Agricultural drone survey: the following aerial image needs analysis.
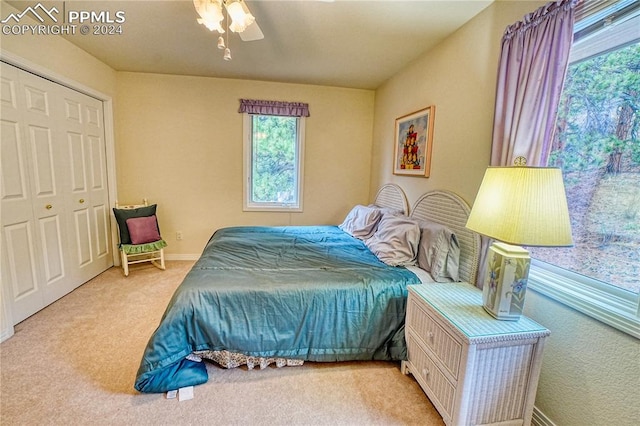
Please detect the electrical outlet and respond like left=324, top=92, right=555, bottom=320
left=176, top=231, right=183, bottom=241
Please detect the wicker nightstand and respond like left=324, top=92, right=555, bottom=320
left=401, top=283, right=550, bottom=426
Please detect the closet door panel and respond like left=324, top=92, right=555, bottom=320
left=67, top=131, right=87, bottom=192
left=38, top=215, right=65, bottom=284
left=85, top=100, right=110, bottom=268
left=1, top=63, right=45, bottom=323
left=64, top=97, right=82, bottom=124
left=1, top=120, right=27, bottom=201
left=72, top=208, right=93, bottom=267
left=1, top=66, right=30, bottom=219
left=88, top=134, right=106, bottom=191
left=28, top=121, right=68, bottom=291
left=23, top=82, right=49, bottom=115
left=3, top=222, right=42, bottom=322
left=88, top=133, right=110, bottom=262
left=65, top=127, right=95, bottom=275
left=1, top=72, right=28, bottom=203
left=29, top=125, right=57, bottom=196
left=62, top=88, right=110, bottom=282
left=93, top=203, right=110, bottom=259
left=19, top=70, right=77, bottom=304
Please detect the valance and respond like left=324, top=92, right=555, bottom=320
left=238, top=99, right=310, bottom=117
left=503, top=0, right=580, bottom=41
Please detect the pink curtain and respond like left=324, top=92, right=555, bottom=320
left=491, top=0, right=578, bottom=168
left=476, top=0, right=578, bottom=287
left=239, top=99, right=310, bottom=117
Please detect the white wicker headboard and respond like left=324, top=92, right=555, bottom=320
left=410, top=190, right=481, bottom=284
left=373, top=184, right=409, bottom=215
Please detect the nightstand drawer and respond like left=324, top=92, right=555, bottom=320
left=407, top=291, right=462, bottom=380
left=407, top=335, right=456, bottom=420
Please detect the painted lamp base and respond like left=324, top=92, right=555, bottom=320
left=482, top=242, right=531, bottom=321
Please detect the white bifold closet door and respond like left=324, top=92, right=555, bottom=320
left=1, top=62, right=112, bottom=325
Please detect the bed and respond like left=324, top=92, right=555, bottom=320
left=134, top=185, right=480, bottom=393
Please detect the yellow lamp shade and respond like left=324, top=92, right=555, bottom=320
left=466, top=167, right=573, bottom=247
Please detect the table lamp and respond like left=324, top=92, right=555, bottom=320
left=466, top=166, right=573, bottom=320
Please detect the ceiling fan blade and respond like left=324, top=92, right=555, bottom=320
left=239, top=21, right=264, bottom=41
left=237, top=1, right=264, bottom=41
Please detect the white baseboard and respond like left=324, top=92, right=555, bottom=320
left=1, top=327, right=15, bottom=343
left=532, top=406, right=557, bottom=426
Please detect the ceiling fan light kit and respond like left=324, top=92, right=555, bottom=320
left=194, top=0, right=225, bottom=33
left=226, top=0, right=255, bottom=33
left=193, top=0, right=262, bottom=61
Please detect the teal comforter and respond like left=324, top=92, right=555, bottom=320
left=134, top=226, right=420, bottom=393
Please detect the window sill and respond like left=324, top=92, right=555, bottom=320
left=243, top=205, right=303, bottom=213
left=528, top=260, right=640, bottom=339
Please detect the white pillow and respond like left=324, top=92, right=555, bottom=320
left=417, top=220, right=460, bottom=282
left=365, top=215, right=421, bottom=266
left=338, top=205, right=382, bottom=240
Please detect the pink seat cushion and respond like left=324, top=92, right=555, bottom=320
left=126, top=215, right=161, bottom=244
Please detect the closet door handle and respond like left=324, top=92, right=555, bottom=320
left=79, top=199, right=85, bottom=204
left=45, top=204, right=53, bottom=210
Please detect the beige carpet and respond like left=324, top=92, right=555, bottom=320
left=0, top=261, right=445, bottom=425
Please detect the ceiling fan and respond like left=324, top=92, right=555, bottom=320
left=193, top=0, right=335, bottom=60
left=193, top=0, right=264, bottom=60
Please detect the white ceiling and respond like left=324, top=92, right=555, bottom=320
left=6, top=0, right=494, bottom=89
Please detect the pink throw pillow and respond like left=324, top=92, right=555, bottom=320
left=126, top=215, right=161, bottom=244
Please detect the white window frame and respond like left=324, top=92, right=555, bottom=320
left=528, top=2, right=640, bottom=339
left=242, top=113, right=305, bottom=212
left=528, top=261, right=640, bottom=339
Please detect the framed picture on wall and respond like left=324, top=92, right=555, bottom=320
left=393, top=106, right=435, bottom=177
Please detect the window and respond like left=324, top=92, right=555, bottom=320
left=528, top=0, right=640, bottom=338
left=243, top=113, right=305, bottom=211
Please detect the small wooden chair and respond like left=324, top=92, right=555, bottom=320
left=113, top=199, right=167, bottom=276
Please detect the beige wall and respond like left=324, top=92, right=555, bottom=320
left=116, top=72, right=374, bottom=256
left=524, top=292, right=640, bottom=425
left=371, top=1, right=547, bottom=208
left=371, top=1, right=639, bottom=425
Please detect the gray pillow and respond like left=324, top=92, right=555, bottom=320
left=338, top=205, right=383, bottom=240
left=365, top=215, right=420, bottom=266
left=113, top=204, right=158, bottom=245
left=367, top=204, right=404, bottom=217
left=417, top=220, right=460, bottom=282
